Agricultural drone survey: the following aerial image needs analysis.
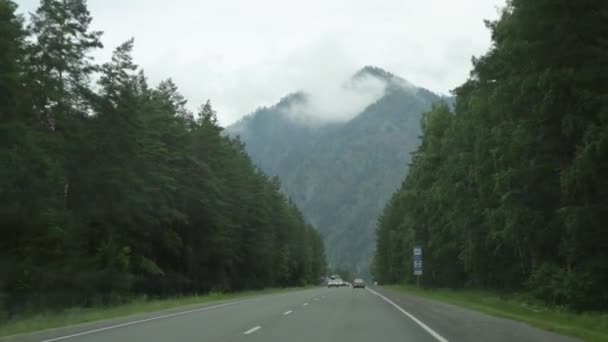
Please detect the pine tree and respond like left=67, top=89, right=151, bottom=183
left=27, top=0, right=102, bottom=125
left=1, top=0, right=326, bottom=315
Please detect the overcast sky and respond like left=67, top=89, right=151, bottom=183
left=16, top=0, right=506, bottom=126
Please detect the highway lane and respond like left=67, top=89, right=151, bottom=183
left=11, top=287, right=440, bottom=342
left=244, top=287, right=438, bottom=342
left=40, top=288, right=332, bottom=342
left=4, top=286, right=578, bottom=342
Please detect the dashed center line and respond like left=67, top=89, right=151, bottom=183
left=243, top=326, right=262, bottom=335
left=303, top=302, right=309, bottom=306
left=283, top=310, right=293, bottom=315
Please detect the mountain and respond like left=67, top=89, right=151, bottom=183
left=226, top=66, right=448, bottom=275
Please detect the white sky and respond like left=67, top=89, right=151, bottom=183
left=16, top=0, right=506, bottom=126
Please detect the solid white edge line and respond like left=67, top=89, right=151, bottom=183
left=366, top=288, right=448, bottom=342
left=283, top=310, right=293, bottom=315
left=41, top=299, right=252, bottom=342
left=243, top=326, right=262, bottom=335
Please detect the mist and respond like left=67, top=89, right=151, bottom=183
left=261, top=38, right=390, bottom=126
left=280, top=73, right=388, bottom=126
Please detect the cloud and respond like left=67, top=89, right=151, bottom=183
left=281, top=71, right=388, bottom=125
left=275, top=38, right=387, bottom=124
left=15, top=0, right=507, bottom=126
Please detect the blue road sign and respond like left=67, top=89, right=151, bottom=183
left=413, top=246, right=423, bottom=275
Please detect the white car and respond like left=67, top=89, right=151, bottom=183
left=328, top=279, right=346, bottom=287
left=328, top=279, right=340, bottom=288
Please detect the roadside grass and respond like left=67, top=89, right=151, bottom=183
left=0, top=287, right=304, bottom=338
left=388, top=285, right=608, bottom=342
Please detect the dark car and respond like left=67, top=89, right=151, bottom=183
left=353, top=278, right=365, bottom=288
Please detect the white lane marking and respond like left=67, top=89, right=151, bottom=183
left=366, top=288, right=448, bottom=342
left=41, top=299, right=252, bottom=342
left=303, top=302, right=309, bottom=306
left=243, top=326, right=262, bottom=335
left=313, top=298, right=319, bottom=301
left=283, top=310, right=293, bottom=315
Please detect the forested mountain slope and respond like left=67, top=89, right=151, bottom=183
left=227, top=67, right=447, bottom=274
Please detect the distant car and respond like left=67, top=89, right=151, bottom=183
left=353, top=278, right=365, bottom=288
left=328, top=279, right=340, bottom=288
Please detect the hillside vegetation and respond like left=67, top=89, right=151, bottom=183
left=0, top=0, right=325, bottom=318
left=373, top=0, right=608, bottom=311
left=228, top=68, right=446, bottom=274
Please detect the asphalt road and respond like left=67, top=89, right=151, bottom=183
left=4, top=287, right=579, bottom=342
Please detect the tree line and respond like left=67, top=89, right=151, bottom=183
left=372, top=0, right=608, bottom=311
left=0, top=0, right=326, bottom=317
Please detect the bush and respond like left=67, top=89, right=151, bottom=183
left=527, top=262, right=605, bottom=311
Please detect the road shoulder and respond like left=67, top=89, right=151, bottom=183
left=371, top=286, right=580, bottom=342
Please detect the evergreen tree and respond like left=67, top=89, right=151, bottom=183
left=373, top=0, right=608, bottom=311
left=1, top=0, right=326, bottom=316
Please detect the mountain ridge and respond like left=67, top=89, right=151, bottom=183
left=226, top=66, right=448, bottom=274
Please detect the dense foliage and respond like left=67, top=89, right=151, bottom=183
left=228, top=68, right=445, bottom=275
left=0, top=0, right=325, bottom=317
left=372, top=0, right=608, bottom=311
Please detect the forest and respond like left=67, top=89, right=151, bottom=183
left=372, top=0, right=608, bottom=311
left=0, top=0, right=326, bottom=318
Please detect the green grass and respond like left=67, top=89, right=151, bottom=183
left=388, top=285, right=608, bottom=342
left=0, top=287, right=304, bottom=338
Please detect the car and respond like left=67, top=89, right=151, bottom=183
left=353, top=278, right=365, bottom=288
left=328, top=279, right=340, bottom=288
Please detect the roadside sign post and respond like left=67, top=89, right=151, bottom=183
left=413, top=246, right=422, bottom=287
